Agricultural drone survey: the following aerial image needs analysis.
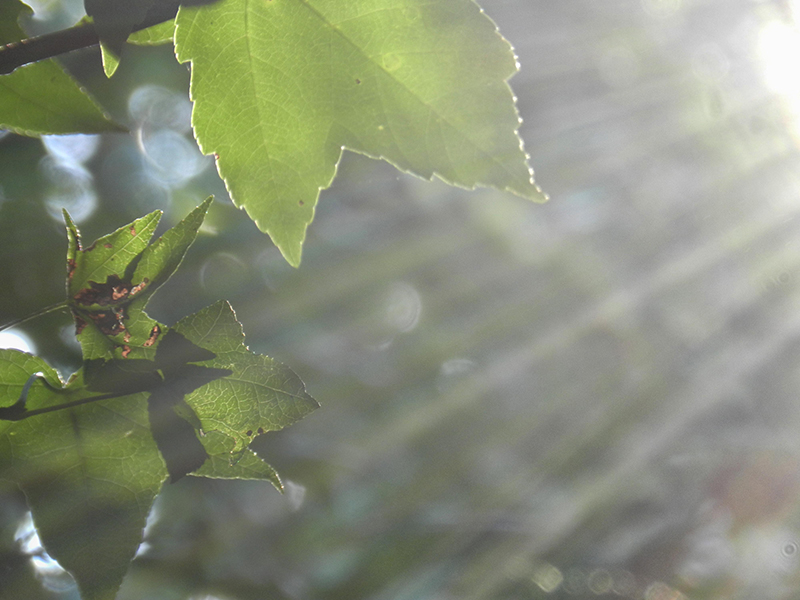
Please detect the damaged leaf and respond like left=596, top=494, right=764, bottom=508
left=0, top=200, right=318, bottom=600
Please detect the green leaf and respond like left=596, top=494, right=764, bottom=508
left=100, top=41, right=121, bottom=77
left=127, top=19, right=175, bottom=45
left=66, top=199, right=214, bottom=362
left=174, top=300, right=319, bottom=454
left=174, top=0, right=545, bottom=266
left=193, top=429, right=282, bottom=488
left=0, top=309, right=315, bottom=599
left=0, top=351, right=163, bottom=600
left=0, top=0, right=123, bottom=135
left=66, top=210, right=161, bottom=359
left=131, top=197, right=213, bottom=305
left=68, top=211, right=161, bottom=300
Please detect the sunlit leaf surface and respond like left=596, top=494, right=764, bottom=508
left=174, top=0, right=545, bottom=265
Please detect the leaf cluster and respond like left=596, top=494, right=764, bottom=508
left=0, top=202, right=318, bottom=600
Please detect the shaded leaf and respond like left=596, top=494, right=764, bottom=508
left=174, top=0, right=545, bottom=266
left=67, top=199, right=212, bottom=360
left=174, top=300, right=319, bottom=454
left=0, top=352, right=163, bottom=600
left=85, top=0, right=155, bottom=61
left=0, top=0, right=123, bottom=135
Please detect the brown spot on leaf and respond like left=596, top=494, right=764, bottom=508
left=257, top=427, right=264, bottom=435
left=246, top=430, right=253, bottom=436
left=130, top=278, right=149, bottom=296
left=85, top=307, right=127, bottom=336
left=130, top=225, right=136, bottom=235
left=74, top=274, right=131, bottom=307
left=355, top=78, right=361, bottom=84
left=73, top=313, right=87, bottom=335
left=111, top=285, right=129, bottom=301
left=67, top=258, right=77, bottom=279
left=121, top=345, right=131, bottom=358
left=123, top=330, right=131, bottom=343
left=143, top=325, right=161, bottom=347
left=104, top=243, right=112, bottom=249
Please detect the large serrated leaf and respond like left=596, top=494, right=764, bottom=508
left=174, top=0, right=545, bottom=266
left=0, top=0, right=123, bottom=135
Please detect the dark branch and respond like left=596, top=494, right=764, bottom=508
left=0, top=1, right=182, bottom=75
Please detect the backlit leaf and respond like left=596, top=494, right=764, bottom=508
left=174, top=0, right=545, bottom=266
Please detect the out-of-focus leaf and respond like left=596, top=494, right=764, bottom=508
left=0, top=0, right=123, bottom=134
left=0, top=352, right=163, bottom=600
left=84, top=0, right=155, bottom=63
left=174, top=0, right=545, bottom=266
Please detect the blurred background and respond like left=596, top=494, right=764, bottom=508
left=3, top=0, right=800, bottom=598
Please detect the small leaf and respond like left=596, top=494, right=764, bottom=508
left=130, top=197, right=212, bottom=305
left=128, top=19, right=175, bottom=45
left=68, top=210, right=161, bottom=300
left=66, top=210, right=161, bottom=359
left=1, top=204, right=316, bottom=600
left=193, top=430, right=282, bottom=489
left=100, top=41, right=121, bottom=77
left=174, top=300, right=319, bottom=454
left=175, top=0, right=545, bottom=266
left=0, top=0, right=123, bottom=135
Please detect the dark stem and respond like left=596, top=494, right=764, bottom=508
left=0, top=372, right=137, bottom=421
left=7, top=391, right=127, bottom=420
left=0, top=1, right=181, bottom=75
left=0, top=301, right=69, bottom=333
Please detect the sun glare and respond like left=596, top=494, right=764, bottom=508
left=759, top=15, right=800, bottom=138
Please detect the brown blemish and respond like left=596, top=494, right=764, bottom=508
left=104, top=243, right=112, bottom=249
left=74, top=274, right=131, bottom=307
left=142, top=325, right=161, bottom=347
left=85, top=307, right=127, bottom=336
left=121, top=345, right=131, bottom=358
left=67, top=258, right=77, bottom=279
left=73, top=313, right=87, bottom=335
left=130, top=278, right=149, bottom=296
left=130, top=225, right=136, bottom=235
left=123, top=330, right=131, bottom=343
left=111, top=284, right=129, bottom=301
left=257, top=427, right=264, bottom=435
left=246, top=430, right=253, bottom=436
left=298, top=200, right=304, bottom=206
left=355, top=78, right=361, bottom=84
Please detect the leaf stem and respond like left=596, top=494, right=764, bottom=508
left=0, top=301, right=69, bottom=333
left=6, top=391, right=125, bottom=421
left=0, top=1, right=181, bottom=75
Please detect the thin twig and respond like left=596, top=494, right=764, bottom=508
left=0, top=1, right=181, bottom=75
left=0, top=301, right=69, bottom=333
